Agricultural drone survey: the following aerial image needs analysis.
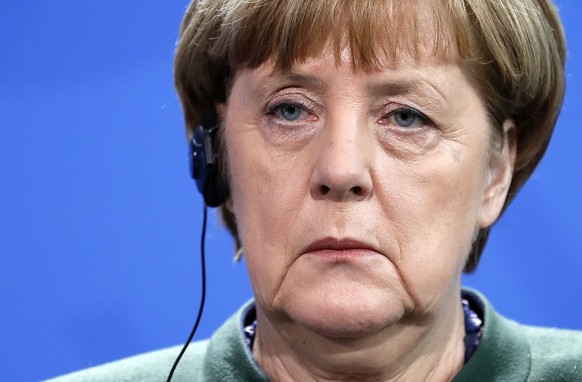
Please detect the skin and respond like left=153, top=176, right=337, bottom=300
left=220, top=44, right=516, bottom=381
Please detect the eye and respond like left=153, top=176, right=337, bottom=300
left=388, top=108, right=430, bottom=129
left=267, top=103, right=309, bottom=122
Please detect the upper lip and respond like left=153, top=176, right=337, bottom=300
left=302, top=237, right=377, bottom=254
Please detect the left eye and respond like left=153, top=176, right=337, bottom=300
left=390, top=109, right=429, bottom=128
left=268, top=103, right=308, bottom=122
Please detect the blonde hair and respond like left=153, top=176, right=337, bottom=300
left=174, top=0, right=566, bottom=272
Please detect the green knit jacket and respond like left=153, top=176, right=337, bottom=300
left=45, top=289, right=582, bottom=381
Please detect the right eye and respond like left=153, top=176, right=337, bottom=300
left=267, top=103, right=310, bottom=122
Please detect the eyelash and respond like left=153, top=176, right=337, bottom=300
left=266, top=102, right=313, bottom=122
left=265, top=100, right=434, bottom=131
left=380, top=107, right=433, bottom=130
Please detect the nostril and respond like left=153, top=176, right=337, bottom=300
left=320, top=185, right=330, bottom=195
left=351, top=186, right=362, bottom=195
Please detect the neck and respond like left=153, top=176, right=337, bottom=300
left=253, top=290, right=465, bottom=382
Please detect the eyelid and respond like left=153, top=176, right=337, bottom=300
left=393, top=107, right=430, bottom=123
left=265, top=101, right=308, bottom=115
left=379, top=104, right=434, bottom=127
left=264, top=88, right=321, bottom=114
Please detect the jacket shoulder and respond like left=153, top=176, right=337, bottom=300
left=43, top=340, right=209, bottom=382
left=522, top=325, right=582, bottom=380
left=455, top=288, right=582, bottom=382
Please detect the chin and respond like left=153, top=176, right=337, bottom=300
left=283, top=287, right=407, bottom=339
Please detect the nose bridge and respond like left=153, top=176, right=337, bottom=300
left=324, top=114, right=364, bottom=169
left=311, top=110, right=373, bottom=201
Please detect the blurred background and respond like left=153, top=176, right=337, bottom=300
left=1, top=1, right=580, bottom=381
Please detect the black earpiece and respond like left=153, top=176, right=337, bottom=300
left=189, top=112, right=229, bottom=207
left=169, top=113, right=227, bottom=381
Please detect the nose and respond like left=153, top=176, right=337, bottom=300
left=310, top=116, right=373, bottom=202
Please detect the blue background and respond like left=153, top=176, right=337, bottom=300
left=1, top=1, right=580, bottom=381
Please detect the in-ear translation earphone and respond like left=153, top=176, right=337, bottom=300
left=168, top=112, right=226, bottom=382
left=189, top=112, right=229, bottom=207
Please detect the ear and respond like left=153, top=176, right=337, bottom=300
left=477, top=119, right=517, bottom=228
left=216, top=102, right=227, bottom=119
left=224, top=197, right=235, bottom=213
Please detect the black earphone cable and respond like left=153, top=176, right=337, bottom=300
left=166, top=203, right=208, bottom=382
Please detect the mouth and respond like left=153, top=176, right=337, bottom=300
left=301, top=237, right=379, bottom=262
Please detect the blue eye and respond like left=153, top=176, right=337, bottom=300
left=392, top=109, right=429, bottom=128
left=279, top=104, right=302, bottom=121
left=267, top=103, right=308, bottom=122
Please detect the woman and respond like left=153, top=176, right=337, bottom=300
left=47, top=0, right=582, bottom=381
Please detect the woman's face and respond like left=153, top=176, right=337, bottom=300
left=222, top=46, right=513, bottom=338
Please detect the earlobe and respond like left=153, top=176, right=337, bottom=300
left=477, top=119, right=517, bottom=228
left=215, top=103, right=227, bottom=119
left=224, top=198, right=235, bottom=213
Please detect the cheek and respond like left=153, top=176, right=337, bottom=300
left=230, top=149, right=306, bottom=239
left=377, top=145, right=487, bottom=299
left=226, top=131, right=312, bottom=302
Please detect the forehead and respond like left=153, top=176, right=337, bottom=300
left=224, top=0, right=460, bottom=72
left=236, top=47, right=459, bottom=117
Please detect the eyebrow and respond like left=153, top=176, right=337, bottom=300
left=264, top=71, right=331, bottom=93
left=255, top=69, right=447, bottom=106
left=366, top=79, right=447, bottom=104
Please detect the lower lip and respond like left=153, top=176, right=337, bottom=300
left=305, top=249, right=377, bottom=262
